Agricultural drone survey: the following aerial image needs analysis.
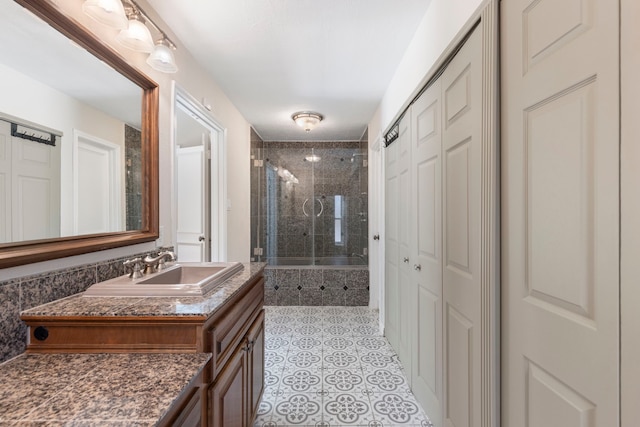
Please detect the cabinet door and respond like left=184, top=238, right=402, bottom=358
left=211, top=343, right=247, bottom=427
left=247, top=310, right=265, bottom=426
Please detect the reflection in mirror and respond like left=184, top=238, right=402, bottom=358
left=0, top=0, right=159, bottom=268
left=0, top=0, right=143, bottom=244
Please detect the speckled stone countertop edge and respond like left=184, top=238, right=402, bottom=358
left=0, top=352, right=212, bottom=425
left=20, top=262, right=266, bottom=319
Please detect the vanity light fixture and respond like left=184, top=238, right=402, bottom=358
left=83, top=0, right=179, bottom=73
left=116, top=10, right=154, bottom=52
left=82, top=0, right=128, bottom=29
left=292, top=111, right=323, bottom=132
left=146, top=37, right=178, bottom=73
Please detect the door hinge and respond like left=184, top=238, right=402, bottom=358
left=254, top=159, right=264, bottom=167
left=253, top=247, right=263, bottom=256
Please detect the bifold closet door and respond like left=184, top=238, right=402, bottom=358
left=384, top=113, right=412, bottom=377
left=441, top=26, right=483, bottom=427
left=502, top=0, right=620, bottom=425
left=410, top=79, right=443, bottom=426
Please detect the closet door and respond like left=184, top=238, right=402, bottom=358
left=502, top=0, right=620, bottom=425
left=384, top=121, right=400, bottom=352
left=410, top=80, right=443, bottom=426
left=441, top=26, right=483, bottom=427
left=384, top=114, right=412, bottom=374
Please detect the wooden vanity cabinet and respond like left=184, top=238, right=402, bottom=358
left=158, top=369, right=206, bottom=427
left=21, top=272, right=265, bottom=427
left=210, top=309, right=265, bottom=427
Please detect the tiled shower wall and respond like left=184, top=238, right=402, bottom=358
left=250, top=130, right=370, bottom=263
left=0, top=247, right=173, bottom=364
left=264, top=266, right=369, bottom=306
left=125, top=124, right=142, bottom=231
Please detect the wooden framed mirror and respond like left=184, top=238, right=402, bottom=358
left=0, top=0, right=159, bottom=268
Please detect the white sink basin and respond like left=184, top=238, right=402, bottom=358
left=83, top=262, right=244, bottom=297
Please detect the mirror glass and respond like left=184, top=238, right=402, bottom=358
left=0, top=0, right=144, bottom=244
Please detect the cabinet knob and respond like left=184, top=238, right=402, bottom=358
left=373, top=234, right=380, bottom=241
left=414, top=264, right=422, bottom=271
left=403, top=257, right=409, bottom=263
left=34, top=326, right=49, bottom=341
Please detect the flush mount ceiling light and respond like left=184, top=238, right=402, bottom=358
left=82, top=0, right=128, bottom=29
left=292, top=111, right=323, bottom=132
left=147, top=38, right=178, bottom=73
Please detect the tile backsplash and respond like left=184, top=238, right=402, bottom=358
left=0, top=248, right=173, bottom=364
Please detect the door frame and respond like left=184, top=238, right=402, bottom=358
left=621, top=0, right=638, bottom=422
left=172, top=82, right=227, bottom=261
left=368, top=130, right=385, bottom=320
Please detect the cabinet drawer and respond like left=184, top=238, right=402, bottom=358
left=209, top=278, right=263, bottom=373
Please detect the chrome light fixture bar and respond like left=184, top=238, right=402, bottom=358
left=82, top=0, right=178, bottom=73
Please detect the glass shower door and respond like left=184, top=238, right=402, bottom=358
left=264, top=145, right=317, bottom=264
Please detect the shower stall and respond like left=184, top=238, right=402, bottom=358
left=250, top=134, right=369, bottom=306
left=252, top=140, right=368, bottom=265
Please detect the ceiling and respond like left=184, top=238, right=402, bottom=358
left=146, top=0, right=433, bottom=141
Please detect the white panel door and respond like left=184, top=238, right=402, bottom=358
left=384, top=119, right=400, bottom=353
left=396, top=114, right=413, bottom=378
left=12, top=128, right=60, bottom=241
left=441, top=26, right=482, bottom=427
left=0, top=121, right=11, bottom=242
left=410, top=79, right=443, bottom=426
left=176, top=145, right=208, bottom=262
left=74, top=132, right=121, bottom=235
left=384, top=114, right=410, bottom=364
left=502, top=0, right=620, bottom=425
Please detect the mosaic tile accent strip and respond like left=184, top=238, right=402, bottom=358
left=265, top=267, right=369, bottom=307
left=255, top=306, right=433, bottom=427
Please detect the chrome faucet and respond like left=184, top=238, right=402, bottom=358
left=142, top=250, right=176, bottom=274
left=123, top=257, right=144, bottom=279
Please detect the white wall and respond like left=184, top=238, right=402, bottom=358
left=2, top=0, right=251, bottom=279
left=369, top=0, right=484, bottom=136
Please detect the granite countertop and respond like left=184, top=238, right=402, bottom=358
left=0, top=352, right=211, bottom=426
left=21, top=262, right=266, bottom=319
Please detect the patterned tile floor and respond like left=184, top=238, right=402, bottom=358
left=255, top=306, right=433, bottom=427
